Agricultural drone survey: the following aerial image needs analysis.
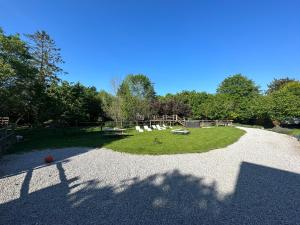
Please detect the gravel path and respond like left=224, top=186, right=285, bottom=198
left=0, top=127, right=300, bottom=225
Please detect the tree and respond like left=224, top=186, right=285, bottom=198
left=118, top=74, right=156, bottom=121
left=1, top=27, right=105, bottom=127
left=26, top=30, right=65, bottom=87
left=269, top=81, right=300, bottom=124
left=100, top=78, right=125, bottom=127
left=217, top=74, right=260, bottom=123
left=173, top=91, right=210, bottom=119
left=267, top=77, right=295, bottom=94
left=201, top=94, right=236, bottom=120
left=217, top=74, right=260, bottom=98
left=154, top=95, right=191, bottom=117
left=25, top=30, right=66, bottom=124
left=246, top=95, right=273, bottom=127
left=0, top=28, right=37, bottom=124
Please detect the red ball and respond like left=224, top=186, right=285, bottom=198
left=44, top=155, right=54, bottom=163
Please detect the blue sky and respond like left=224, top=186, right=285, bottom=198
left=1, top=0, right=300, bottom=95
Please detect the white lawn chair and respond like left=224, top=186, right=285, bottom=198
left=162, top=124, right=171, bottom=129
left=135, top=126, right=144, bottom=132
left=144, top=125, right=152, bottom=131
left=154, top=125, right=163, bottom=130
left=157, top=125, right=166, bottom=130
left=152, top=125, right=158, bottom=130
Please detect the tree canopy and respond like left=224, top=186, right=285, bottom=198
left=267, top=77, right=295, bottom=94
left=217, top=74, right=260, bottom=98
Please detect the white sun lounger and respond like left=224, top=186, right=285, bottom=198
left=163, top=124, right=172, bottom=129
left=144, top=125, right=152, bottom=131
left=152, top=125, right=158, bottom=130
left=135, top=126, right=144, bottom=132
left=157, top=125, right=166, bottom=130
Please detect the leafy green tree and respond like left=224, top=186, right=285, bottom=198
left=173, top=91, right=210, bottom=119
left=118, top=74, right=156, bottom=121
left=99, top=78, right=125, bottom=126
left=154, top=95, right=191, bottom=117
left=45, top=82, right=103, bottom=125
left=1, top=28, right=104, bottom=126
left=267, top=77, right=295, bottom=94
left=246, top=95, right=273, bottom=127
left=217, top=74, right=260, bottom=97
left=217, top=74, right=260, bottom=122
left=201, top=94, right=236, bottom=120
left=0, top=28, right=37, bottom=124
left=269, top=81, right=300, bottom=124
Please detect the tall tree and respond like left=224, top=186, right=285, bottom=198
left=25, top=30, right=66, bottom=124
left=118, top=74, right=156, bottom=121
left=217, top=74, right=260, bottom=122
left=0, top=28, right=37, bottom=123
left=26, top=30, right=65, bottom=86
left=101, top=78, right=125, bottom=127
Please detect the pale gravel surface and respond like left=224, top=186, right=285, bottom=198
left=0, top=127, right=300, bottom=225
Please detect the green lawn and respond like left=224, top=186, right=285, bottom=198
left=10, top=126, right=245, bottom=155
left=289, top=129, right=300, bottom=136
left=106, top=127, right=245, bottom=154
left=268, top=127, right=300, bottom=137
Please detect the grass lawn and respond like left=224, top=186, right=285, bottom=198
left=9, top=126, right=245, bottom=155
left=289, top=129, right=300, bottom=136
left=268, top=127, right=300, bottom=137
left=105, top=127, right=245, bottom=154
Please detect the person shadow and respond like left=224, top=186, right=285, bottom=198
left=0, top=161, right=300, bottom=225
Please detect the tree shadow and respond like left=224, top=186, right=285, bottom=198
left=0, top=161, right=300, bottom=224
left=0, top=132, right=130, bottom=179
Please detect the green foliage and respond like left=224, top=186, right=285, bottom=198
left=0, top=28, right=37, bottom=122
left=172, top=91, right=210, bottom=119
left=200, top=94, right=236, bottom=120
left=267, top=77, right=295, bottom=94
left=216, top=74, right=260, bottom=123
left=269, top=81, right=300, bottom=122
left=25, top=30, right=65, bottom=85
left=153, top=95, right=191, bottom=117
left=0, top=27, right=104, bottom=126
left=45, top=81, right=103, bottom=125
left=118, top=74, right=156, bottom=120
left=217, top=74, right=260, bottom=98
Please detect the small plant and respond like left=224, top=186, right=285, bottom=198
left=44, top=155, right=54, bottom=163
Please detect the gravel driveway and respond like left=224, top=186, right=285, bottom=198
left=0, top=127, right=300, bottom=225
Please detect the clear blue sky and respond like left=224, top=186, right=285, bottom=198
left=1, top=0, right=300, bottom=95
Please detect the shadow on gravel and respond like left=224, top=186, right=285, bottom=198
left=0, top=134, right=128, bottom=179
left=0, top=162, right=300, bottom=225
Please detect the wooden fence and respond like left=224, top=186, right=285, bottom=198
left=200, top=120, right=233, bottom=127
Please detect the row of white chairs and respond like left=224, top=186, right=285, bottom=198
left=135, top=124, right=172, bottom=132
